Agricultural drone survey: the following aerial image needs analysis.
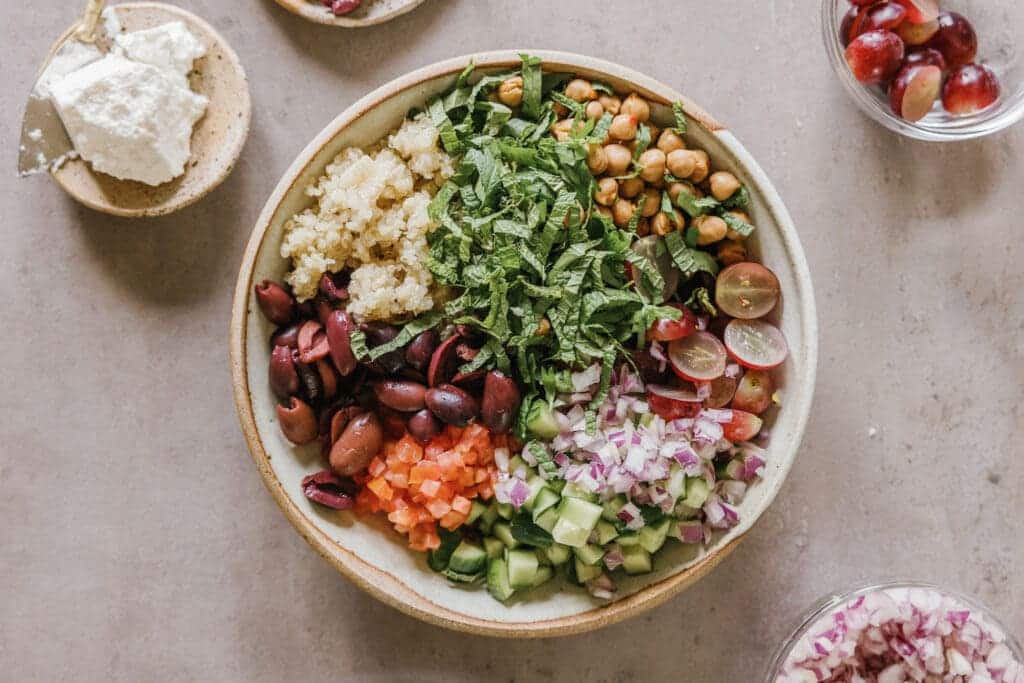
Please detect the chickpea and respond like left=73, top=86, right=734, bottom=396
left=647, top=124, right=661, bottom=144
left=666, top=149, right=699, bottom=179
left=657, top=129, right=686, bottom=155
left=585, top=100, right=604, bottom=120
left=669, top=210, right=686, bottom=231
left=693, top=215, right=728, bottom=245
left=535, top=317, right=552, bottom=336
left=551, top=119, right=574, bottom=142
left=609, top=114, right=638, bottom=141
left=667, top=182, right=687, bottom=204
left=709, top=171, right=741, bottom=201
left=593, top=177, right=619, bottom=206
left=638, top=148, right=667, bottom=184
left=565, top=78, right=597, bottom=102
left=553, top=102, right=569, bottom=118
left=498, top=76, right=523, bottom=107
left=725, top=210, right=753, bottom=241
left=690, top=150, right=710, bottom=183
left=612, top=198, right=635, bottom=227
left=619, top=177, right=644, bottom=199
left=603, top=144, right=632, bottom=176
left=648, top=174, right=665, bottom=189
left=635, top=218, right=651, bottom=237
left=641, top=187, right=660, bottom=217
left=587, top=144, right=608, bottom=175
left=598, top=94, right=621, bottom=115
left=621, top=93, right=651, bottom=122
left=594, top=204, right=614, bottom=220
left=651, top=212, right=673, bottom=236
left=717, top=240, right=747, bottom=265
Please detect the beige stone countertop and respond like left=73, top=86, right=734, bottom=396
left=2, top=1, right=1021, bottom=680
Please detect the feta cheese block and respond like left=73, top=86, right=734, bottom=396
left=49, top=53, right=208, bottom=187
left=114, top=21, right=205, bottom=85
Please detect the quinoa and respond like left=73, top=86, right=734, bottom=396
left=280, top=114, right=453, bottom=320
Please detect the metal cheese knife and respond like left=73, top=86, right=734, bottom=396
left=17, top=0, right=107, bottom=177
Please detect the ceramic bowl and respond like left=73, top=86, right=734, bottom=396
left=273, top=0, right=427, bottom=27
left=230, top=50, right=818, bottom=637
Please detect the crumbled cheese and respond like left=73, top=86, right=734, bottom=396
left=280, top=114, right=453, bottom=320
left=47, top=21, right=208, bottom=186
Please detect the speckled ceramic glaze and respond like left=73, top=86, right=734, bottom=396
left=230, top=50, right=818, bottom=637
left=48, top=2, right=251, bottom=217
left=274, top=0, right=427, bottom=27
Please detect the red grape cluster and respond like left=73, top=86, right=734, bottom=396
left=841, top=0, right=1001, bottom=121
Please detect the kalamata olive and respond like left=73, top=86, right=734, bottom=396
left=405, top=329, right=439, bottom=372
left=297, top=320, right=330, bottom=364
left=329, top=412, right=384, bottom=476
left=255, top=281, right=295, bottom=326
left=377, top=406, right=408, bottom=439
left=302, top=470, right=356, bottom=510
left=317, top=360, right=338, bottom=400
left=407, top=409, right=442, bottom=444
left=318, top=272, right=349, bottom=302
left=480, top=371, right=521, bottom=435
left=330, top=409, right=350, bottom=444
left=315, top=297, right=335, bottom=327
left=269, top=345, right=300, bottom=399
left=270, top=324, right=300, bottom=349
left=361, top=322, right=405, bottom=374
left=633, top=348, right=668, bottom=384
left=326, top=311, right=357, bottom=376
left=373, top=380, right=427, bottom=412
left=295, top=359, right=322, bottom=403
left=277, top=397, right=318, bottom=445
left=425, top=384, right=479, bottom=426
left=427, top=334, right=461, bottom=387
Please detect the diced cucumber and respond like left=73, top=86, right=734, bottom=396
left=561, top=482, right=598, bottom=503
left=526, top=401, right=560, bottom=440
left=534, top=507, right=559, bottom=533
left=483, top=536, right=505, bottom=560
left=574, top=557, right=604, bottom=584
left=683, top=477, right=711, bottom=509
left=508, top=455, right=526, bottom=473
left=573, top=543, right=605, bottom=566
left=497, top=503, right=514, bottom=520
left=507, top=549, right=539, bottom=590
left=594, top=520, right=619, bottom=545
left=448, top=540, right=487, bottom=574
left=535, top=548, right=552, bottom=566
left=666, top=464, right=686, bottom=499
left=466, top=500, right=487, bottom=525
left=544, top=543, right=572, bottom=566
left=601, top=494, right=627, bottom=523
left=621, top=545, right=652, bottom=575
left=616, top=531, right=640, bottom=546
left=486, top=558, right=515, bottom=601
left=531, top=488, right=561, bottom=520
left=551, top=518, right=587, bottom=548
left=492, top=522, right=519, bottom=549
left=638, top=518, right=672, bottom=554
left=558, top=496, right=603, bottom=530
left=532, top=564, right=554, bottom=587
left=674, top=501, right=700, bottom=520
left=479, top=502, right=500, bottom=533
left=522, top=475, right=547, bottom=511
left=546, top=478, right=566, bottom=494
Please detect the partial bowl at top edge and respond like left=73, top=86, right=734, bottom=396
left=822, top=0, right=1024, bottom=141
left=229, top=49, right=819, bottom=637
left=273, top=0, right=427, bottom=27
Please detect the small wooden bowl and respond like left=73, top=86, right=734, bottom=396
left=48, top=2, right=251, bottom=217
left=230, top=50, right=818, bottom=637
left=273, top=0, right=427, bottom=27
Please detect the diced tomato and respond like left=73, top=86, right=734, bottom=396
left=366, top=477, right=393, bottom=501
left=419, top=479, right=441, bottom=498
left=367, top=457, right=386, bottom=478
left=451, top=495, right=472, bottom=515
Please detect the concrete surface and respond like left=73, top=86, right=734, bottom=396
left=2, top=1, right=1021, bottom=681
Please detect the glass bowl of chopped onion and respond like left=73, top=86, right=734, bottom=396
left=765, top=581, right=1024, bottom=682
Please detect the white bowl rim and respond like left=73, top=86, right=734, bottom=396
left=230, top=49, right=819, bottom=637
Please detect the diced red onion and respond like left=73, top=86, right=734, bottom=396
left=696, top=381, right=712, bottom=400
left=603, top=545, right=624, bottom=571
left=508, top=477, right=530, bottom=509
left=725, top=363, right=741, bottom=379
left=586, top=574, right=616, bottom=600
left=676, top=520, right=704, bottom=544
left=696, top=316, right=708, bottom=331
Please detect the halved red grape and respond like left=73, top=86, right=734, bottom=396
left=889, top=64, right=942, bottom=121
left=845, top=30, right=905, bottom=84
left=904, top=47, right=946, bottom=70
left=647, top=384, right=702, bottom=420
left=722, top=410, right=763, bottom=443
left=849, top=0, right=877, bottom=6
left=705, top=375, right=738, bottom=409
left=893, top=0, right=938, bottom=24
left=926, top=12, right=977, bottom=69
left=647, top=303, right=697, bottom=342
left=732, top=369, right=774, bottom=415
left=715, top=262, right=781, bottom=320
left=668, top=332, right=728, bottom=382
left=839, top=6, right=860, bottom=47
left=723, top=319, right=789, bottom=370
left=942, top=63, right=1000, bottom=115
left=861, top=2, right=908, bottom=34
left=898, top=18, right=939, bottom=45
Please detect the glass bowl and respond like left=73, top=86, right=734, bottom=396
left=764, top=581, right=1024, bottom=681
left=822, top=0, right=1024, bottom=141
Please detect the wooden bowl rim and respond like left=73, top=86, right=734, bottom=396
left=47, top=1, right=252, bottom=217
left=229, top=49, right=818, bottom=637
left=272, top=0, right=428, bottom=27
